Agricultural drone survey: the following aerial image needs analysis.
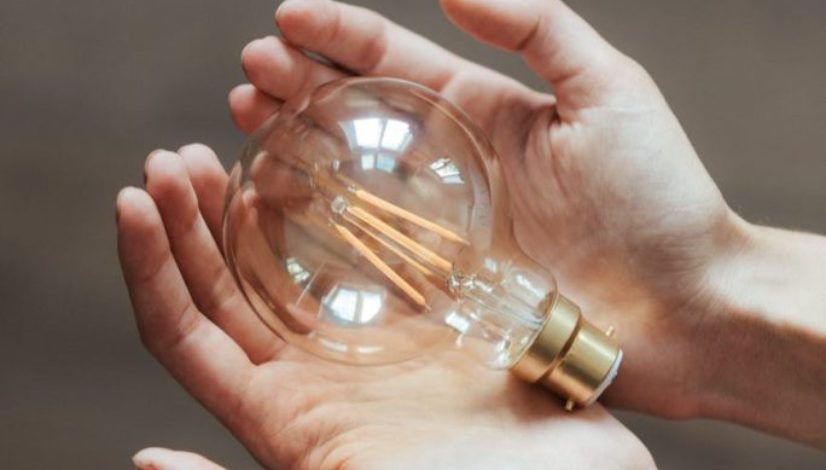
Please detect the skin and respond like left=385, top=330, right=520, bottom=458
left=118, top=0, right=826, bottom=468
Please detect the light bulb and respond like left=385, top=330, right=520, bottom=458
left=223, top=77, right=622, bottom=408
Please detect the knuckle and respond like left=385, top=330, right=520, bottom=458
left=150, top=302, right=202, bottom=355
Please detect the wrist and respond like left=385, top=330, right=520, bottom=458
left=694, top=220, right=826, bottom=446
left=711, top=222, right=826, bottom=331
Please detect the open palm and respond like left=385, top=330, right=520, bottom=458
left=229, top=0, right=741, bottom=417
left=113, top=0, right=746, bottom=467
left=118, top=143, right=649, bottom=469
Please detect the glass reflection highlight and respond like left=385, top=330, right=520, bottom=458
left=322, top=285, right=386, bottom=326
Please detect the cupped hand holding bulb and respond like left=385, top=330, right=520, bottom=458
left=118, top=2, right=657, bottom=467
left=118, top=0, right=826, bottom=468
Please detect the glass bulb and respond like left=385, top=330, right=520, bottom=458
left=223, top=77, right=622, bottom=407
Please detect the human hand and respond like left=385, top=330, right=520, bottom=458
left=132, top=447, right=227, bottom=470
left=116, top=143, right=654, bottom=468
left=231, top=0, right=747, bottom=419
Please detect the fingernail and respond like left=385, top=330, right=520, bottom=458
left=144, top=149, right=173, bottom=185
left=276, top=0, right=304, bottom=20
left=115, top=187, right=137, bottom=224
left=144, top=149, right=162, bottom=185
left=276, top=0, right=294, bottom=13
left=133, top=447, right=187, bottom=470
left=240, top=40, right=256, bottom=62
left=132, top=448, right=161, bottom=470
left=147, top=149, right=167, bottom=160
left=241, top=37, right=270, bottom=68
left=177, top=143, right=199, bottom=155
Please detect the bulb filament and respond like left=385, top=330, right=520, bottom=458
left=313, top=176, right=467, bottom=308
left=350, top=188, right=468, bottom=245
left=332, top=221, right=429, bottom=309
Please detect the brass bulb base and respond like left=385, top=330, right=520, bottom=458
left=510, top=294, right=622, bottom=409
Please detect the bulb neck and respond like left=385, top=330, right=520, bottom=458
left=510, top=294, right=623, bottom=409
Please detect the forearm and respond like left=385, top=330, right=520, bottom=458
left=698, top=223, right=826, bottom=447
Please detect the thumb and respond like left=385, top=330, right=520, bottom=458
left=132, top=447, right=228, bottom=470
left=440, top=0, right=635, bottom=113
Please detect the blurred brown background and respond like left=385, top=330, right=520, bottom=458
left=1, top=0, right=825, bottom=468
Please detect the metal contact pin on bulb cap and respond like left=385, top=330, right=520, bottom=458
left=511, top=295, right=623, bottom=408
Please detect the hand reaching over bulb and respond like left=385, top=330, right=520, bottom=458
left=232, top=0, right=735, bottom=418
left=226, top=0, right=826, bottom=448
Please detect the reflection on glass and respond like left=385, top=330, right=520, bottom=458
left=352, top=118, right=383, bottom=148
left=343, top=117, right=414, bottom=177
left=444, top=309, right=471, bottom=335
left=430, top=157, right=464, bottom=185
left=321, top=285, right=386, bottom=326
left=285, top=257, right=312, bottom=285
left=344, top=118, right=413, bottom=152
left=376, top=154, right=395, bottom=173
left=380, top=119, right=411, bottom=150
left=360, top=153, right=376, bottom=170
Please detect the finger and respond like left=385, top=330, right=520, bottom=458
left=177, top=143, right=228, bottom=246
left=441, top=0, right=634, bottom=113
left=116, top=187, right=254, bottom=421
left=133, top=447, right=227, bottom=470
left=241, top=35, right=345, bottom=100
left=228, top=84, right=282, bottom=134
left=275, top=0, right=464, bottom=91
left=144, top=150, right=282, bottom=363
